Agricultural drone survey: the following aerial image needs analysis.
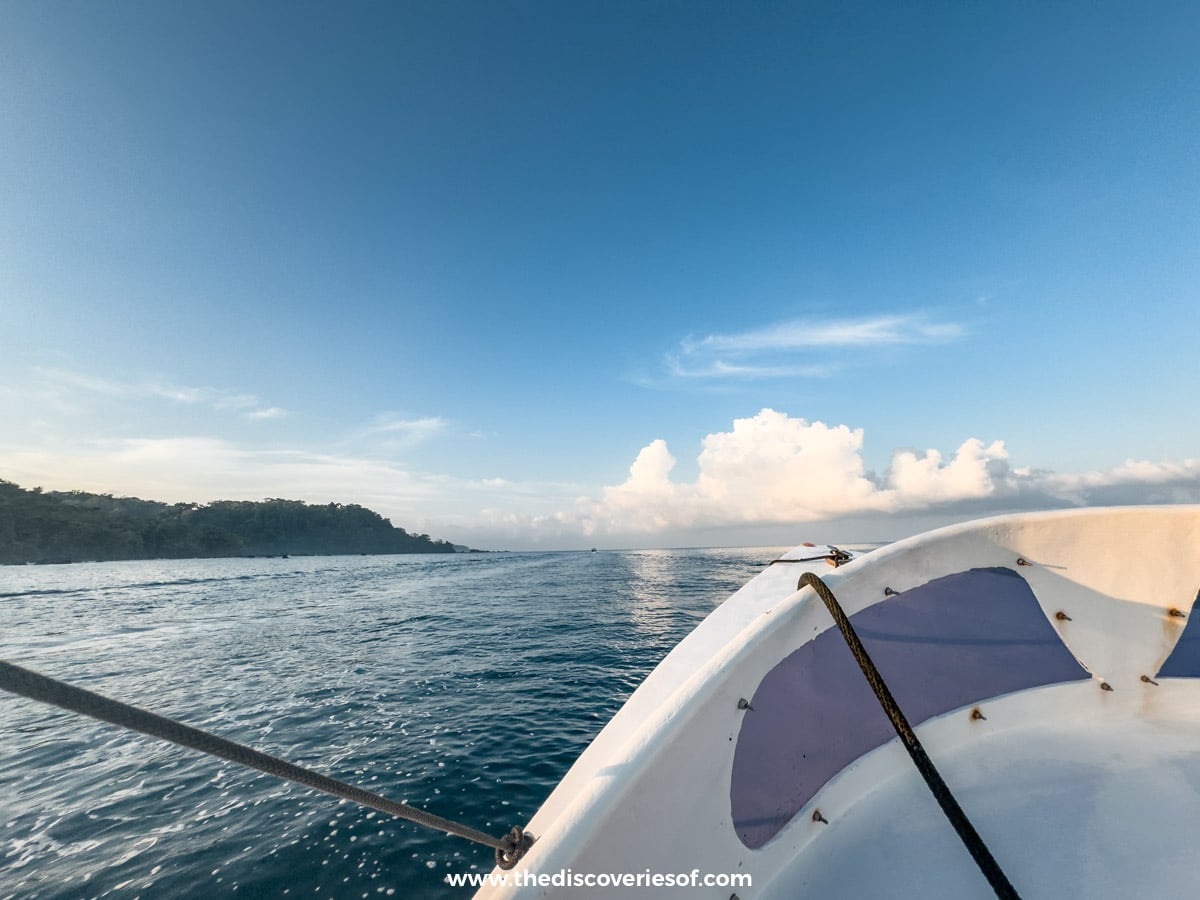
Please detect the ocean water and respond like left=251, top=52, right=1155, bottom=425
left=0, top=547, right=784, bottom=899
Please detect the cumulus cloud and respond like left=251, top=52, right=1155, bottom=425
left=888, top=438, right=1011, bottom=504
left=585, top=411, right=880, bottom=532
left=4, top=406, right=1197, bottom=549
left=579, top=409, right=1200, bottom=536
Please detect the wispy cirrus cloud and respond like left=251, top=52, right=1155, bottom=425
left=682, top=314, right=965, bottom=354
left=659, top=312, right=966, bottom=384
left=664, top=358, right=840, bottom=380
left=246, top=407, right=288, bottom=421
left=30, top=367, right=287, bottom=421
left=357, top=414, right=449, bottom=440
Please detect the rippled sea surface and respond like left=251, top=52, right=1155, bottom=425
left=0, top=548, right=785, bottom=899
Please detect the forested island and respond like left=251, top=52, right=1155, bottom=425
left=0, top=480, right=459, bottom=564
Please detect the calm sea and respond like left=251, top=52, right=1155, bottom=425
left=0, top=547, right=785, bottom=899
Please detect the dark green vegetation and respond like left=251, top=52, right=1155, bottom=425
left=0, top=480, right=457, bottom=564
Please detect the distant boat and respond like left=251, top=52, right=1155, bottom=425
left=477, top=507, right=1200, bottom=899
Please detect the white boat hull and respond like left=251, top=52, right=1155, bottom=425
left=477, top=508, right=1200, bottom=898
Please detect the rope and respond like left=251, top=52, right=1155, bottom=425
left=0, top=659, right=534, bottom=869
left=770, top=546, right=852, bottom=567
left=797, top=572, right=1022, bottom=900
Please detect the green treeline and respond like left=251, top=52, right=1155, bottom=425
left=0, top=480, right=458, bottom=564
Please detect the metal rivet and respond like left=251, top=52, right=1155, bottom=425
left=1141, top=675, right=1160, bottom=686
left=1017, top=557, right=1031, bottom=566
left=1055, top=611, right=1072, bottom=621
left=970, top=707, right=986, bottom=721
left=737, top=698, right=754, bottom=712
left=1100, top=682, right=1113, bottom=692
left=812, top=809, right=828, bottom=824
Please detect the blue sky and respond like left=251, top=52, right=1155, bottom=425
left=2, top=1, right=1198, bottom=549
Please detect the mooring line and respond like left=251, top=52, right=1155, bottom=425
left=0, top=659, right=533, bottom=869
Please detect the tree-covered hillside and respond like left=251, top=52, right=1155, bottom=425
left=0, top=480, right=457, bottom=564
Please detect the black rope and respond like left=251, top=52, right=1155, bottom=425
left=0, top=659, right=534, bottom=869
left=770, top=546, right=852, bottom=567
left=797, top=572, right=1022, bottom=900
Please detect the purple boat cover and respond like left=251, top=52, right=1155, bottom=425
left=730, top=567, right=1088, bottom=849
left=1157, top=589, right=1200, bottom=677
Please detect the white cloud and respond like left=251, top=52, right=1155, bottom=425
left=30, top=367, right=286, bottom=421
left=578, top=409, right=1200, bottom=536
left=664, top=357, right=838, bottom=380
left=1035, top=458, right=1200, bottom=505
left=3, top=407, right=1197, bottom=550
left=356, top=414, right=449, bottom=442
left=683, top=314, right=965, bottom=354
left=661, top=313, right=966, bottom=384
left=245, top=406, right=288, bottom=421
left=888, top=439, right=1011, bottom=504
left=586, top=410, right=884, bottom=531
